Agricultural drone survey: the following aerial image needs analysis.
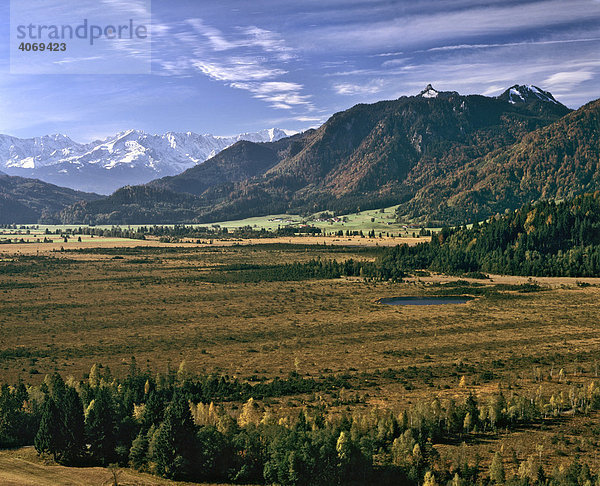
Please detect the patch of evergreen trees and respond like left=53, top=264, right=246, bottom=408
left=376, top=193, right=600, bottom=277
left=3, top=363, right=600, bottom=484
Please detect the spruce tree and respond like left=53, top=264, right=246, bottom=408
left=489, top=452, right=505, bottom=484
left=61, top=387, right=86, bottom=465
left=150, top=391, right=197, bottom=480
left=129, top=430, right=149, bottom=470
left=35, top=397, right=65, bottom=462
left=86, top=387, right=117, bottom=465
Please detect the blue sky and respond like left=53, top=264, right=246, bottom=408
left=1, top=0, right=600, bottom=142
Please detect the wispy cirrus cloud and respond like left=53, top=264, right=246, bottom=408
left=301, top=0, right=600, bottom=52
left=543, top=71, right=595, bottom=92
left=230, top=81, right=314, bottom=110
left=155, top=19, right=312, bottom=111
left=240, top=26, right=295, bottom=61
left=381, top=58, right=411, bottom=68
left=185, top=18, right=238, bottom=51
left=333, top=79, right=386, bottom=96
left=372, top=51, right=404, bottom=57
left=185, top=18, right=295, bottom=60
left=193, top=59, right=286, bottom=82
left=425, top=37, right=600, bottom=52
left=481, top=85, right=506, bottom=96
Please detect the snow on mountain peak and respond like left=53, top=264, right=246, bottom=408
left=499, top=84, right=559, bottom=105
left=0, top=128, right=293, bottom=194
left=45, top=133, right=73, bottom=143
left=418, top=84, right=439, bottom=98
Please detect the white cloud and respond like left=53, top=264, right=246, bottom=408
left=186, top=18, right=238, bottom=51
left=381, top=58, right=410, bottom=68
left=230, top=81, right=313, bottom=110
left=99, top=0, right=149, bottom=17
left=333, top=79, right=386, bottom=96
left=231, top=81, right=304, bottom=95
left=185, top=19, right=295, bottom=61
left=543, top=71, right=594, bottom=92
left=294, top=116, right=325, bottom=123
left=54, top=56, right=104, bottom=65
left=372, top=51, right=404, bottom=57
left=240, top=26, right=296, bottom=61
left=481, top=85, right=505, bottom=96
left=302, top=0, right=600, bottom=52
left=193, top=58, right=286, bottom=82
left=425, top=37, right=600, bottom=53
left=156, top=19, right=311, bottom=112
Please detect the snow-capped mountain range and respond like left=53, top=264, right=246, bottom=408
left=417, top=83, right=561, bottom=106
left=0, top=128, right=294, bottom=194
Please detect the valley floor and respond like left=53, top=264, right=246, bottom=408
left=2, top=239, right=600, bottom=481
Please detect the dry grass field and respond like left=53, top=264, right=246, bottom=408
left=0, top=231, right=422, bottom=255
left=0, top=446, right=228, bottom=485
left=2, top=240, right=600, bottom=482
left=0, top=446, right=168, bottom=485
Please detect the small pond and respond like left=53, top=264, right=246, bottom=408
left=379, top=296, right=473, bottom=306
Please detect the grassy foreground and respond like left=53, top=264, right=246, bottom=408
left=0, top=446, right=219, bottom=485
left=2, top=241, right=600, bottom=482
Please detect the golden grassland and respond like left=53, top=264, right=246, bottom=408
left=0, top=232, right=422, bottom=256
left=2, top=240, right=600, bottom=482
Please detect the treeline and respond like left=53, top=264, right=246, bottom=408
left=157, top=224, right=323, bottom=242
left=199, top=257, right=401, bottom=284
left=201, top=258, right=370, bottom=283
left=50, top=226, right=147, bottom=240
left=377, top=193, right=600, bottom=277
left=3, top=363, right=600, bottom=484
left=54, top=224, right=323, bottom=241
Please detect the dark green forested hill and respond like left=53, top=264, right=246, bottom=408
left=57, top=185, right=202, bottom=225
left=399, top=99, right=600, bottom=225
left=378, top=193, right=600, bottom=277
left=0, top=175, right=101, bottom=224
left=149, top=135, right=303, bottom=196
left=56, top=85, right=571, bottom=224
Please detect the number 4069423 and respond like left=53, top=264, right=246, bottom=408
left=18, top=42, right=66, bottom=52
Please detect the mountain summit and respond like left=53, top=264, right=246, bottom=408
left=417, top=84, right=459, bottom=99
left=497, top=84, right=561, bottom=105
left=418, top=84, right=439, bottom=98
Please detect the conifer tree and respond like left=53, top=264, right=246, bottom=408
left=61, top=387, right=86, bottom=464
left=150, top=391, right=197, bottom=480
left=86, top=387, right=117, bottom=465
left=34, top=397, right=65, bottom=462
left=489, top=451, right=505, bottom=484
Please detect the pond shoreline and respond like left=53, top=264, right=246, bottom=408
left=378, top=296, right=474, bottom=306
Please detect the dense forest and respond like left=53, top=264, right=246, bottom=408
left=2, top=362, right=600, bottom=485
left=398, top=98, right=600, bottom=225
left=377, top=193, right=600, bottom=277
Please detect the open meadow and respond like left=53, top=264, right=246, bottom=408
left=2, top=237, right=600, bottom=483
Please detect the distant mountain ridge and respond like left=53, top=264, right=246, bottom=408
left=0, top=128, right=293, bottom=194
left=57, top=83, right=579, bottom=225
